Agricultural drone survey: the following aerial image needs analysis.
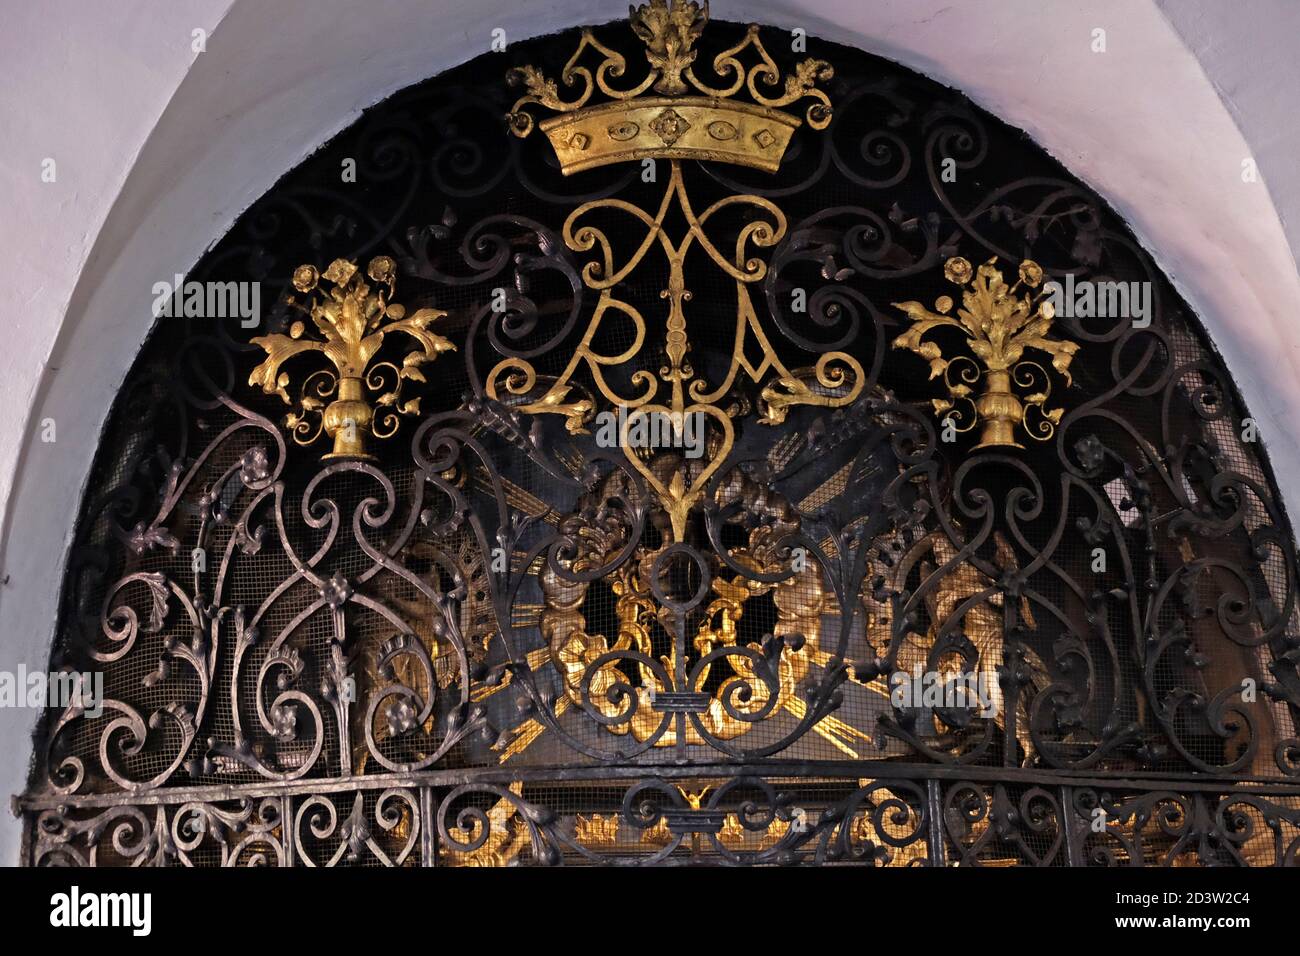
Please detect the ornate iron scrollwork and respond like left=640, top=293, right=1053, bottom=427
left=19, top=2, right=1300, bottom=867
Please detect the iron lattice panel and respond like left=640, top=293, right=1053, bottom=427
left=18, top=12, right=1300, bottom=866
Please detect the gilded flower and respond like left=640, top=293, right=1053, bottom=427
left=943, top=256, right=973, bottom=285
left=1018, top=260, right=1044, bottom=288
left=368, top=255, right=396, bottom=285
left=292, top=264, right=319, bottom=293
left=649, top=107, right=691, bottom=146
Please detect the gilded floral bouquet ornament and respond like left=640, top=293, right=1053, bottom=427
left=892, top=256, right=1078, bottom=448
left=248, top=256, right=454, bottom=459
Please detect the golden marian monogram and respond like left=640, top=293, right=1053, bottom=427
left=497, top=0, right=863, bottom=540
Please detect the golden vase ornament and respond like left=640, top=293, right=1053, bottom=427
left=892, top=256, right=1078, bottom=449
left=248, top=256, right=455, bottom=459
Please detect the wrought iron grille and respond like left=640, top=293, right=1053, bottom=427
left=20, top=4, right=1300, bottom=867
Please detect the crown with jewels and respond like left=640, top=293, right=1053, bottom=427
left=506, top=0, right=833, bottom=174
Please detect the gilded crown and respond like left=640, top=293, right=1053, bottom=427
left=506, top=0, right=833, bottom=174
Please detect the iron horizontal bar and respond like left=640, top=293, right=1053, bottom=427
left=663, top=809, right=728, bottom=835
left=650, top=691, right=711, bottom=713
left=15, top=758, right=1300, bottom=812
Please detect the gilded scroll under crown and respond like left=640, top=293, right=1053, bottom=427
left=506, top=0, right=833, bottom=173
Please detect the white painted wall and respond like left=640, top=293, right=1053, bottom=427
left=2, top=0, right=1298, bottom=863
